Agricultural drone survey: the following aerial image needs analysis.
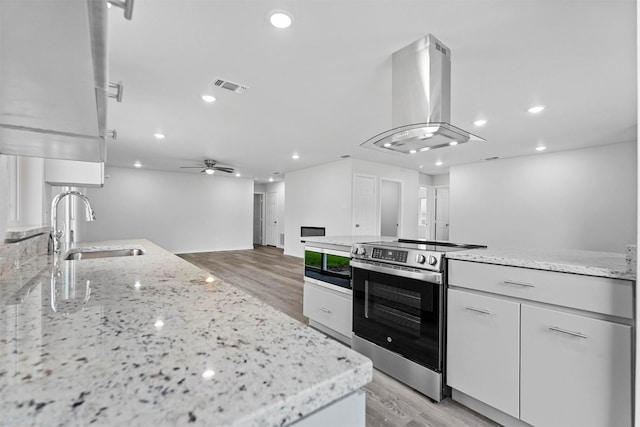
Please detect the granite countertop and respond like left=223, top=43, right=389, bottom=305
left=446, top=246, right=635, bottom=281
left=301, top=235, right=396, bottom=249
left=4, top=225, right=49, bottom=242
left=0, top=239, right=372, bottom=426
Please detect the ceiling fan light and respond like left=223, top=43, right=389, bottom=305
left=205, top=168, right=215, bottom=175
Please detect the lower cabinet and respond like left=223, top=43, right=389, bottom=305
left=447, top=289, right=520, bottom=418
left=520, top=305, right=632, bottom=427
left=303, top=280, right=352, bottom=341
left=447, top=285, right=632, bottom=427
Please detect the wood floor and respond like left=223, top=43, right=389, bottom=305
left=178, top=246, right=500, bottom=427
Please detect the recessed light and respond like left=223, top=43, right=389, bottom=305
left=449, top=141, right=458, bottom=146
left=154, top=319, right=164, bottom=328
left=269, top=10, right=293, bottom=28
left=528, top=105, right=545, bottom=114
left=419, top=147, right=430, bottom=152
left=473, top=119, right=488, bottom=126
left=202, top=369, right=215, bottom=379
left=409, top=149, right=417, bottom=154
left=235, top=172, right=241, bottom=177
left=107, top=2, right=112, bottom=8
left=205, top=276, right=215, bottom=283
left=269, top=177, right=274, bottom=182
left=134, top=161, right=141, bottom=168
left=201, top=94, right=216, bottom=103
left=435, top=161, right=443, bottom=166
left=383, top=143, right=392, bottom=148
left=419, top=165, right=424, bottom=169
left=292, top=153, right=299, bottom=159
left=153, top=133, right=165, bottom=140
left=536, top=146, right=546, bottom=151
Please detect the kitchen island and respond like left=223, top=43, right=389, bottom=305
left=0, top=239, right=372, bottom=426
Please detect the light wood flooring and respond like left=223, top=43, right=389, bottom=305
left=178, top=246, right=500, bottom=427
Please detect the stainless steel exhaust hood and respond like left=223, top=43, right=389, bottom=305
left=361, top=34, right=484, bottom=154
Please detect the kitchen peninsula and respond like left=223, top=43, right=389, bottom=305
left=0, top=239, right=371, bottom=426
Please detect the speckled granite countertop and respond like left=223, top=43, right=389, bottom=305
left=0, top=239, right=372, bottom=426
left=301, top=235, right=396, bottom=250
left=446, top=246, right=635, bottom=281
left=4, top=225, right=49, bottom=242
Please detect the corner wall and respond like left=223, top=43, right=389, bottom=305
left=449, top=142, right=637, bottom=251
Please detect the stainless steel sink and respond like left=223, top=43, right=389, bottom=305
left=64, top=248, right=145, bottom=261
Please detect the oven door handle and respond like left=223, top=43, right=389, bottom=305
left=350, top=259, right=443, bottom=284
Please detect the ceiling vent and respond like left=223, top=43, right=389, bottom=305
left=211, top=77, right=249, bottom=94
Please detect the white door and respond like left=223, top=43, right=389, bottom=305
left=266, top=192, right=277, bottom=246
left=520, top=305, right=632, bottom=427
left=352, top=174, right=376, bottom=236
left=253, top=193, right=263, bottom=245
left=380, top=179, right=400, bottom=237
left=434, top=187, right=449, bottom=240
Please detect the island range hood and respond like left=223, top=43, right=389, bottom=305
left=361, top=34, right=484, bottom=154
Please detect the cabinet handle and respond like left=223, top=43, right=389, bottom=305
left=107, top=129, right=118, bottom=140
left=548, top=326, right=587, bottom=339
left=320, top=307, right=331, bottom=314
left=108, top=0, right=135, bottom=20
left=465, top=306, right=492, bottom=315
left=503, top=279, right=536, bottom=288
left=108, top=81, right=125, bottom=102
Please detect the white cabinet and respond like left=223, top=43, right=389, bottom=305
left=447, top=289, right=520, bottom=418
left=520, top=305, right=631, bottom=427
left=45, top=159, right=104, bottom=188
left=303, top=280, right=352, bottom=344
left=447, top=260, right=633, bottom=427
left=0, top=0, right=109, bottom=162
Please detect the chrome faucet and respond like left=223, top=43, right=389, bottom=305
left=50, top=190, right=96, bottom=254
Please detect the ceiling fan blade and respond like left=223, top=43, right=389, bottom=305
left=214, top=167, right=234, bottom=173
left=180, top=166, right=204, bottom=169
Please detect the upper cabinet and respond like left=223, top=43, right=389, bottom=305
left=0, top=0, right=111, bottom=162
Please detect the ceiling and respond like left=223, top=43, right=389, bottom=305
left=105, top=0, right=637, bottom=182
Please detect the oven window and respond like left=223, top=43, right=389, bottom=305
left=353, top=269, right=441, bottom=371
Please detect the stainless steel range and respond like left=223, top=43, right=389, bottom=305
left=350, top=239, right=486, bottom=402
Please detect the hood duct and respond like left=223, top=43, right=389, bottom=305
left=361, top=34, right=484, bottom=154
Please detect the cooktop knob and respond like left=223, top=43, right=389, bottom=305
left=358, top=247, right=367, bottom=256
left=428, top=255, right=438, bottom=266
left=416, top=254, right=426, bottom=264
left=351, top=246, right=358, bottom=254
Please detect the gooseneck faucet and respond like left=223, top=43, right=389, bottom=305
left=51, top=190, right=96, bottom=254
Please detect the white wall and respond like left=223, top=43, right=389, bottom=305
left=450, top=142, right=637, bottom=252
left=284, top=160, right=353, bottom=257
left=0, top=155, right=9, bottom=237
left=432, top=174, right=450, bottom=187
left=84, top=167, right=253, bottom=253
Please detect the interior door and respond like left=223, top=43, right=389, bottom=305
left=434, top=187, right=449, bottom=240
left=266, top=192, right=277, bottom=246
left=353, top=174, right=376, bottom=236
left=380, top=179, right=401, bottom=237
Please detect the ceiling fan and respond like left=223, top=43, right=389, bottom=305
left=180, top=159, right=235, bottom=175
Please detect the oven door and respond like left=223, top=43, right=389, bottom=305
left=351, top=260, right=443, bottom=372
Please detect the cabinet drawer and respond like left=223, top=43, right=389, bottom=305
left=303, top=281, right=352, bottom=338
left=520, top=305, right=632, bottom=427
left=448, top=260, right=632, bottom=318
left=447, top=289, right=520, bottom=418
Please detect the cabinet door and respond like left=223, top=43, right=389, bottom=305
left=520, top=305, right=632, bottom=427
left=446, top=289, right=520, bottom=418
left=303, top=281, right=352, bottom=338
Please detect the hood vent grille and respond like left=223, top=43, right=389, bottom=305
left=361, top=34, right=483, bottom=154
left=212, top=77, right=249, bottom=94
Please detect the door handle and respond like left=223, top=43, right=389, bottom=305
left=355, top=224, right=360, bottom=228
left=549, top=326, right=587, bottom=339
left=465, top=306, right=492, bottom=315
